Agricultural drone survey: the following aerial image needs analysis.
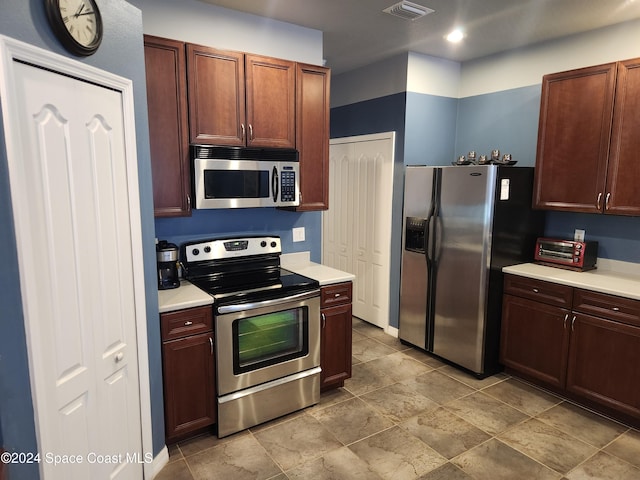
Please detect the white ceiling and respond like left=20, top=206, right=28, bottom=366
left=196, top=0, right=640, bottom=74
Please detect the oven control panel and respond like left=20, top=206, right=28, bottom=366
left=183, top=236, right=282, bottom=262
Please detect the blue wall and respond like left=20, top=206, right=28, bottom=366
left=0, top=1, right=163, bottom=477
left=455, top=85, right=542, bottom=166
left=156, top=209, right=322, bottom=261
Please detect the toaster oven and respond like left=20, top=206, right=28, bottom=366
left=534, top=238, right=598, bottom=271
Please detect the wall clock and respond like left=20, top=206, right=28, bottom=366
left=45, top=0, right=103, bottom=56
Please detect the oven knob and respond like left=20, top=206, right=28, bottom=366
left=260, top=241, right=267, bottom=247
left=192, top=248, right=199, bottom=256
left=271, top=241, right=277, bottom=248
left=204, top=246, right=211, bottom=253
left=576, top=244, right=583, bottom=249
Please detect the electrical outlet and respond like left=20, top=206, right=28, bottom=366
left=292, top=227, right=305, bottom=242
left=574, top=229, right=585, bottom=242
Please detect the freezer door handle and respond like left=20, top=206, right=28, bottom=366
left=425, top=216, right=432, bottom=262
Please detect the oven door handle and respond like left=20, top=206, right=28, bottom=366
left=217, top=289, right=320, bottom=314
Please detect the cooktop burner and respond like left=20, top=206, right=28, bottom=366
left=181, top=236, right=319, bottom=308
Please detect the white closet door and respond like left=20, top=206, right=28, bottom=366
left=6, top=59, right=143, bottom=480
left=324, top=142, right=353, bottom=272
left=325, top=133, right=394, bottom=330
left=352, top=139, right=394, bottom=327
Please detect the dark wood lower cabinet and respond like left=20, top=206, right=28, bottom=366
left=320, top=282, right=352, bottom=391
left=566, top=313, right=640, bottom=419
left=500, top=294, right=570, bottom=389
left=161, top=307, right=216, bottom=443
left=501, top=274, right=640, bottom=427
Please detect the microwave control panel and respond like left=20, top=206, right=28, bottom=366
left=280, top=168, right=296, bottom=202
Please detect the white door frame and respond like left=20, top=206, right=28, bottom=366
left=0, top=35, right=154, bottom=478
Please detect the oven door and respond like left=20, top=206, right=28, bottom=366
left=215, top=289, right=320, bottom=396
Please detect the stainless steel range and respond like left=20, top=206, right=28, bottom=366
left=181, top=236, right=321, bottom=438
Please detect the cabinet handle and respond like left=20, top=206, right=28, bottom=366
left=249, top=124, right=254, bottom=141
left=321, top=312, right=326, bottom=329
left=209, top=337, right=213, bottom=356
left=532, top=288, right=539, bottom=293
left=241, top=123, right=245, bottom=141
left=115, top=352, right=124, bottom=363
left=605, top=192, right=611, bottom=210
left=563, top=313, right=568, bottom=329
left=597, top=192, right=602, bottom=210
left=571, top=315, right=576, bottom=332
left=187, top=194, right=191, bottom=209
left=612, top=307, right=620, bottom=312
left=334, top=293, right=340, bottom=298
left=184, top=321, right=193, bottom=326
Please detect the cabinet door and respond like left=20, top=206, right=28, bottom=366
left=533, top=63, right=616, bottom=213
left=187, top=44, right=246, bottom=146
left=245, top=54, right=295, bottom=148
left=162, top=332, right=216, bottom=442
left=566, top=313, right=640, bottom=418
left=294, top=63, right=330, bottom=210
left=606, top=58, right=640, bottom=216
left=143, top=35, right=191, bottom=217
left=500, top=294, right=570, bottom=388
left=320, top=303, right=352, bottom=391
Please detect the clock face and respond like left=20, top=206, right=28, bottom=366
left=46, top=0, right=103, bottom=56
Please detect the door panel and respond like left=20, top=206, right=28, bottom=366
left=10, top=60, right=143, bottom=479
left=399, top=166, right=434, bottom=349
left=432, top=166, right=495, bottom=373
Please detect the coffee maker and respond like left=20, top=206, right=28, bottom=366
left=157, top=240, right=180, bottom=290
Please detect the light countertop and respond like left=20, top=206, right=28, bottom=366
left=503, top=262, right=640, bottom=300
left=281, top=252, right=355, bottom=286
left=158, top=253, right=354, bottom=313
left=158, top=280, right=213, bottom=313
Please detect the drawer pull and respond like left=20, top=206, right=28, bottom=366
left=334, top=293, right=341, bottom=298
left=532, top=288, right=539, bottom=293
left=612, top=307, right=620, bottom=312
left=184, top=321, right=193, bottom=326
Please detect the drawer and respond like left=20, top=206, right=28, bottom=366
left=161, top=305, right=213, bottom=341
left=504, top=274, right=573, bottom=308
left=321, top=282, right=352, bottom=308
left=573, top=289, right=640, bottom=327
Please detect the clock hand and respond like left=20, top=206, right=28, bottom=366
left=77, top=10, right=94, bottom=16
left=74, top=3, right=86, bottom=18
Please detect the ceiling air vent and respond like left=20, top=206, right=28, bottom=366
left=383, top=1, right=434, bottom=20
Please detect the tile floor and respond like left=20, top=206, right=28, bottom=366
left=157, top=318, right=640, bottom=480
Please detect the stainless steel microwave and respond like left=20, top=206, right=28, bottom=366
left=192, top=145, right=300, bottom=209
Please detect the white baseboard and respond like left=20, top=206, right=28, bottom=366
left=149, top=446, right=169, bottom=479
left=385, top=325, right=399, bottom=338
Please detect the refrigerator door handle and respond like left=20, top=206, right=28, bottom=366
left=425, top=216, right=433, bottom=263
left=433, top=214, right=443, bottom=263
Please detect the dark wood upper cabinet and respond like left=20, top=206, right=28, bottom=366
left=143, top=35, right=192, bottom=217
left=186, top=44, right=246, bottom=146
left=606, top=58, right=640, bottom=215
left=245, top=54, right=296, bottom=148
left=533, top=58, right=640, bottom=216
left=186, top=46, right=295, bottom=148
left=294, top=63, right=330, bottom=211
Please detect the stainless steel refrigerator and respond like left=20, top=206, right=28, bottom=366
left=399, top=165, right=545, bottom=377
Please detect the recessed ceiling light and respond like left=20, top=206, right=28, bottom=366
left=446, top=29, right=465, bottom=43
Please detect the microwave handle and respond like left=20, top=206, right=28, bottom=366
left=272, top=166, right=279, bottom=202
